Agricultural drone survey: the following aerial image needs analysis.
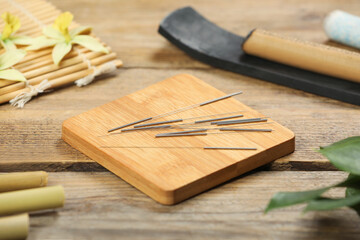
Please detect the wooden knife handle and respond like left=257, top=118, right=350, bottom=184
left=243, top=29, right=360, bottom=84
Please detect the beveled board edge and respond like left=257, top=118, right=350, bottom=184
left=62, top=74, right=295, bottom=205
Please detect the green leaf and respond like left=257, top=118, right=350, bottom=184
left=265, top=187, right=330, bottom=213
left=69, top=26, right=92, bottom=38
left=72, top=35, right=108, bottom=53
left=0, top=49, right=26, bottom=70
left=52, top=42, right=72, bottom=65
left=346, top=174, right=360, bottom=216
left=319, top=136, right=360, bottom=175
left=26, top=36, right=59, bottom=51
left=339, top=174, right=360, bottom=189
left=10, top=36, right=34, bottom=45
left=43, top=26, right=64, bottom=40
left=304, top=194, right=360, bottom=212
left=346, top=187, right=360, bottom=216
left=265, top=174, right=360, bottom=213
left=0, top=69, right=26, bottom=81
left=1, top=38, right=16, bottom=50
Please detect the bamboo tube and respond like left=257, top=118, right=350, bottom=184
left=0, top=185, right=65, bottom=216
left=242, top=29, right=360, bottom=84
left=0, top=213, right=29, bottom=240
left=0, top=56, right=121, bottom=104
left=0, top=171, right=48, bottom=193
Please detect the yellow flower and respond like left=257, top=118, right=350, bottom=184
left=1, top=12, right=20, bottom=40
left=27, top=11, right=109, bottom=66
left=53, top=12, right=73, bottom=42
left=0, top=12, right=33, bottom=50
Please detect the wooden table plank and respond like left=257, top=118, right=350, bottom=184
left=1, top=1, right=359, bottom=238
left=0, top=69, right=358, bottom=171
left=52, top=0, right=360, bottom=68
left=27, top=171, right=360, bottom=239
left=0, top=1, right=359, bottom=171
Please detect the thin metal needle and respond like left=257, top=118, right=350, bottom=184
left=194, top=114, right=243, bottom=124
left=121, top=125, right=171, bottom=132
left=108, top=91, right=242, bottom=132
left=108, top=117, right=153, bottom=132
left=134, top=112, right=245, bottom=128
left=212, top=118, right=267, bottom=125
left=219, top=128, right=272, bottom=132
left=134, top=119, right=183, bottom=128
left=156, top=128, right=208, bottom=136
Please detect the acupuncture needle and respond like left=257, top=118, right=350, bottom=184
left=108, top=91, right=242, bottom=132
left=156, top=127, right=271, bottom=136
left=99, top=121, right=275, bottom=137
left=156, top=128, right=273, bottom=137
left=172, top=121, right=275, bottom=129
left=98, top=122, right=275, bottom=137
left=212, top=118, right=267, bottom=125
left=100, top=146, right=257, bottom=150
left=125, top=118, right=267, bottom=133
left=133, top=114, right=245, bottom=128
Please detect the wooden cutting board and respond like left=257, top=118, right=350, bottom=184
left=62, top=74, right=295, bottom=204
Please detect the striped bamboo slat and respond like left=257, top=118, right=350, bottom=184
left=0, top=0, right=123, bottom=105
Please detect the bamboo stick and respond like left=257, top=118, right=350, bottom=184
left=1, top=0, right=45, bottom=7
left=0, top=0, right=51, bottom=12
left=18, top=48, right=53, bottom=64
left=0, top=51, right=106, bottom=95
left=0, top=57, right=121, bottom=104
left=0, top=185, right=65, bottom=216
left=46, top=58, right=122, bottom=89
left=0, top=80, right=15, bottom=89
left=23, top=48, right=110, bottom=79
left=0, top=3, right=44, bottom=15
left=0, top=213, right=29, bottom=240
left=0, top=47, right=106, bottom=89
left=0, top=11, right=57, bottom=30
left=0, top=8, right=59, bottom=32
left=0, top=171, right=48, bottom=193
left=16, top=48, right=90, bottom=72
left=0, top=0, right=123, bottom=106
left=1, top=4, right=59, bottom=21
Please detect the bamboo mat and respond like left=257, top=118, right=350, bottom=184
left=0, top=0, right=123, bottom=106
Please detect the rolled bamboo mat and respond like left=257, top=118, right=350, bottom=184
left=0, top=0, right=123, bottom=106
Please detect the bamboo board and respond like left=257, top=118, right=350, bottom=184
left=62, top=74, right=295, bottom=205
left=0, top=0, right=122, bottom=105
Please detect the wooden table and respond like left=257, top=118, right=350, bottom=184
left=1, top=0, right=359, bottom=239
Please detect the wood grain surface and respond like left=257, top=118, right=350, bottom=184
left=1, top=0, right=359, bottom=172
left=0, top=0, right=359, bottom=238
left=62, top=74, right=294, bottom=204
left=27, top=171, right=360, bottom=239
